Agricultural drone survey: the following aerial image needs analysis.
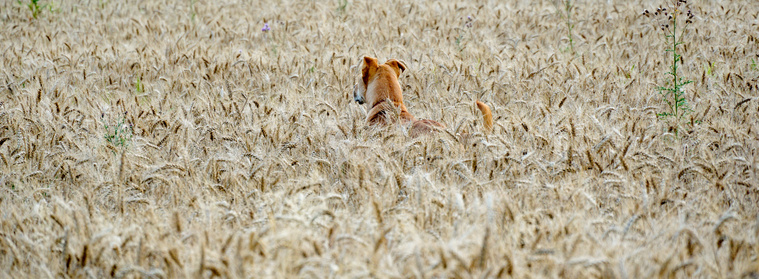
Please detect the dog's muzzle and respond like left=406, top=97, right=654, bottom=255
left=353, top=84, right=365, bottom=104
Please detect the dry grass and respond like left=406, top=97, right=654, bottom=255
left=1, top=0, right=758, bottom=278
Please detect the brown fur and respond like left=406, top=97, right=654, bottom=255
left=354, top=56, right=493, bottom=137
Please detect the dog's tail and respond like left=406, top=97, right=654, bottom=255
left=475, top=100, right=493, bottom=134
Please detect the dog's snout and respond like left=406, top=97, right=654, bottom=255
left=353, top=85, right=365, bottom=104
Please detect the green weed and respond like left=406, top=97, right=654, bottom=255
left=455, top=16, right=474, bottom=52
left=190, top=0, right=197, bottom=23
left=703, top=61, right=714, bottom=76
left=46, top=1, right=60, bottom=13
left=101, top=113, right=133, bottom=150
left=271, top=44, right=279, bottom=57
left=18, top=0, right=46, bottom=19
left=134, top=76, right=143, bottom=93
left=455, top=34, right=464, bottom=51
left=336, top=0, right=348, bottom=13
left=554, top=0, right=575, bottom=54
left=643, top=1, right=696, bottom=131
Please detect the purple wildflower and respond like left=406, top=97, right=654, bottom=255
left=262, top=23, right=270, bottom=32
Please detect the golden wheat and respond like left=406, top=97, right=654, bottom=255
left=0, top=0, right=758, bottom=278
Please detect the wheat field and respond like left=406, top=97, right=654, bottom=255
left=1, top=0, right=758, bottom=278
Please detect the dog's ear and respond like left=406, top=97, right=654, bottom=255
left=362, top=56, right=378, bottom=86
left=385, top=59, right=406, bottom=77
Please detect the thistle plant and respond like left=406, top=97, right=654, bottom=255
left=455, top=16, right=474, bottom=51
left=643, top=1, right=695, bottom=129
left=261, top=22, right=280, bottom=57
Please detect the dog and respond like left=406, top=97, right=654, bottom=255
left=353, top=56, right=493, bottom=137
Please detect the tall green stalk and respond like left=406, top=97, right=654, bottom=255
left=555, top=0, right=575, bottom=54
left=650, top=3, right=694, bottom=130
left=563, top=0, right=575, bottom=54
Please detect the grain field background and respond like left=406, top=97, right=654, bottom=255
left=1, top=0, right=758, bottom=278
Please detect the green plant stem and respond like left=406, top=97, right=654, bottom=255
left=671, top=14, right=679, bottom=118
left=564, top=1, right=574, bottom=54
left=656, top=6, right=693, bottom=132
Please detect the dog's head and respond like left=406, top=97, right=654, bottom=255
left=353, top=56, right=406, bottom=105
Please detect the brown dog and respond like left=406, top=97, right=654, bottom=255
left=353, top=56, right=493, bottom=137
